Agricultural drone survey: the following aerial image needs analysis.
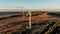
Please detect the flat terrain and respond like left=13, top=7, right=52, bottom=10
left=0, top=11, right=60, bottom=34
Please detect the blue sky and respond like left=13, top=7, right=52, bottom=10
left=0, top=0, right=60, bottom=9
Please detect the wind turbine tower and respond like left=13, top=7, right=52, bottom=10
left=28, top=10, right=32, bottom=29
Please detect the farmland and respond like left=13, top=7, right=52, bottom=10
left=0, top=11, right=60, bottom=34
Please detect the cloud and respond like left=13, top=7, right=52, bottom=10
left=0, top=5, right=60, bottom=10
left=0, top=6, right=23, bottom=9
left=23, top=5, right=60, bottom=9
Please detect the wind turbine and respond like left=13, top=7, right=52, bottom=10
left=28, top=10, right=32, bottom=29
left=22, top=11, right=32, bottom=31
left=22, top=9, right=32, bottom=29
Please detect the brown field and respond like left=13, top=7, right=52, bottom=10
left=0, top=11, right=60, bottom=34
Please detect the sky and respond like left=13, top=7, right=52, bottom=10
left=0, top=0, right=60, bottom=9
left=0, top=0, right=20, bottom=9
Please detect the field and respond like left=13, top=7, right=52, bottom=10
left=0, top=11, right=60, bottom=34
